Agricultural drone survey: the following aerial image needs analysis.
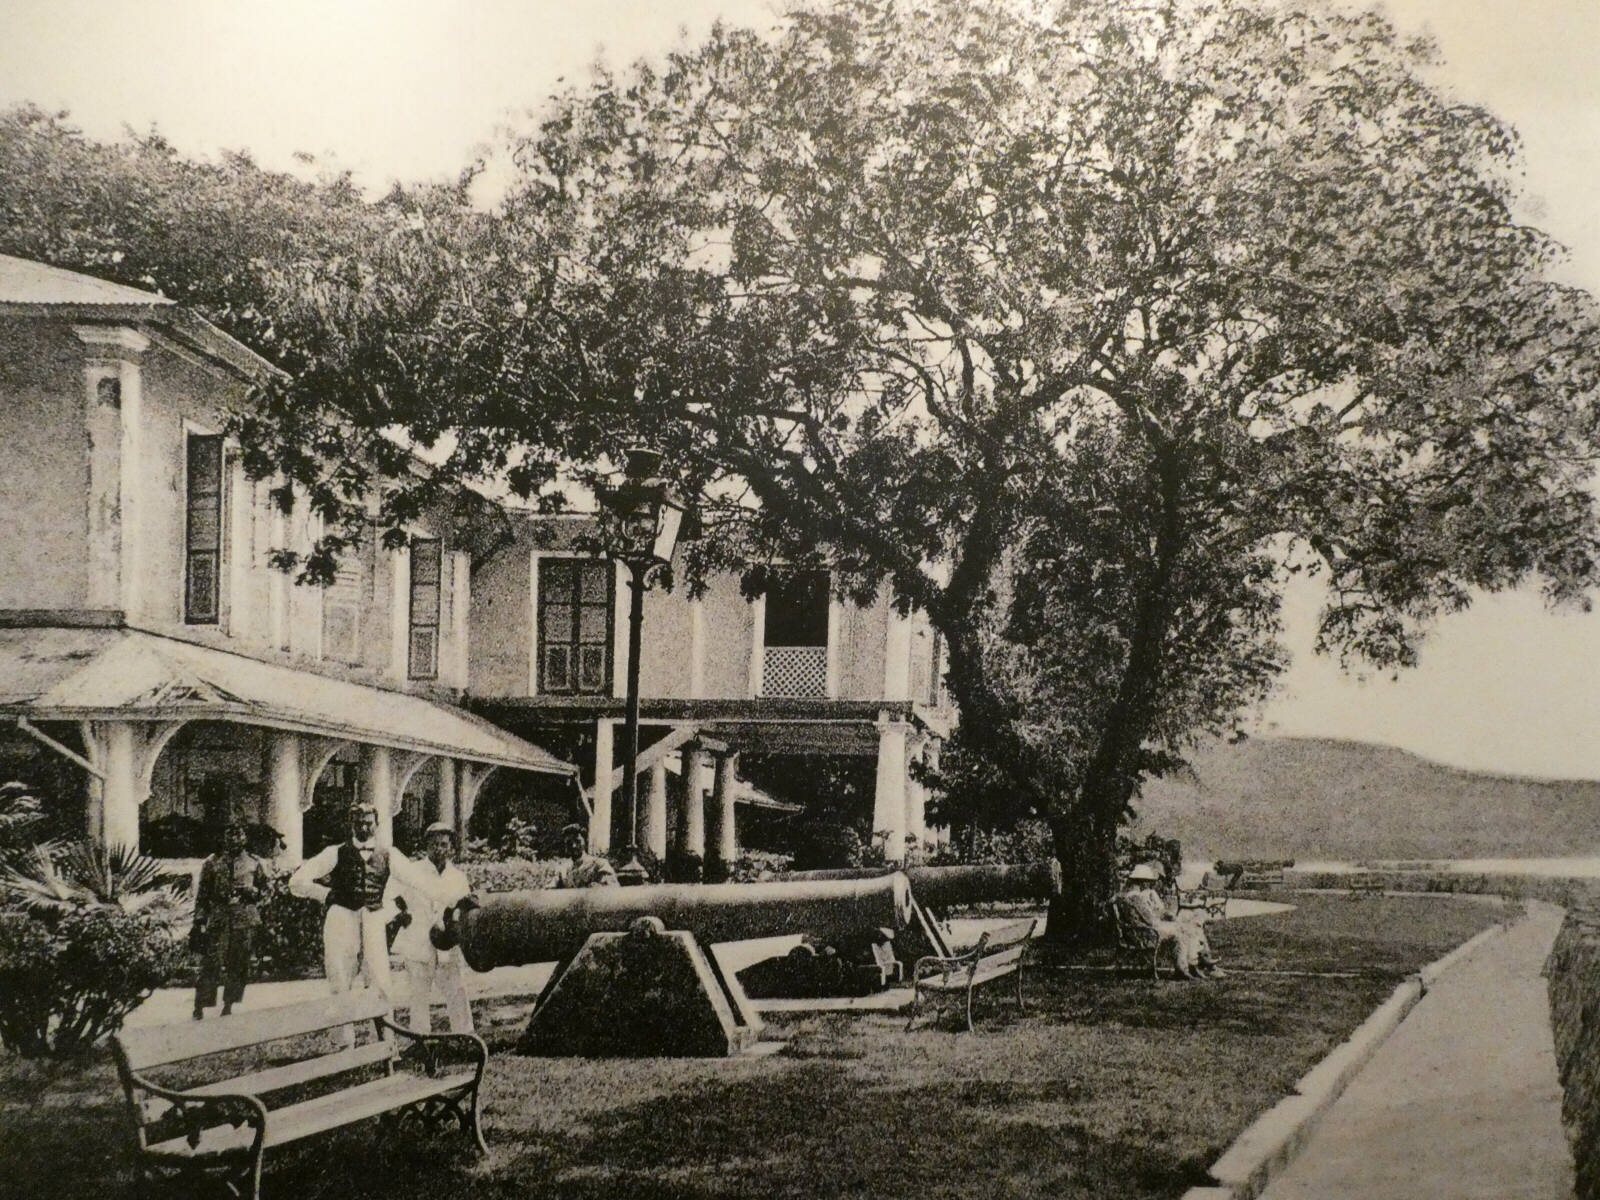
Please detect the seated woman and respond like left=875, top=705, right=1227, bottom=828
left=1120, top=862, right=1223, bottom=979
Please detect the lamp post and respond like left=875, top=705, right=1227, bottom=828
left=599, top=448, right=685, bottom=886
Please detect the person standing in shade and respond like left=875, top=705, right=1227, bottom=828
left=192, top=821, right=269, bottom=1019
left=289, top=801, right=457, bottom=1002
left=552, top=823, right=618, bottom=889
left=393, top=821, right=475, bottom=1033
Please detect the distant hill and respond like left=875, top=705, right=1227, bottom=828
left=1127, top=736, right=1600, bottom=862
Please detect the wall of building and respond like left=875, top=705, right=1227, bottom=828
left=469, top=543, right=531, bottom=697
left=0, top=320, right=90, bottom=608
left=839, top=592, right=891, bottom=700
left=698, top=572, right=756, bottom=698
left=639, top=581, right=695, bottom=697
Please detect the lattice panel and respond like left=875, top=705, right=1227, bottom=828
left=762, top=645, right=828, bottom=698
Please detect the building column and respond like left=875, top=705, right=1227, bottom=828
left=457, top=762, right=479, bottom=844
left=873, top=717, right=909, bottom=863
left=924, top=737, right=949, bottom=845
left=268, top=731, right=304, bottom=866
left=681, top=741, right=709, bottom=859
left=645, top=760, right=669, bottom=859
left=905, top=734, right=928, bottom=853
left=95, top=724, right=141, bottom=853
left=76, top=328, right=148, bottom=616
left=436, top=757, right=458, bottom=830
left=590, top=719, right=614, bottom=853
left=706, top=752, right=739, bottom=881
left=365, top=745, right=395, bottom=847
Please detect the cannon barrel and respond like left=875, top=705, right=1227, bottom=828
left=457, top=874, right=914, bottom=972
left=780, top=862, right=1061, bottom=909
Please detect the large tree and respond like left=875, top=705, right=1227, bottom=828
left=6, top=0, right=1600, bottom=936
left=464, top=0, right=1600, bottom=933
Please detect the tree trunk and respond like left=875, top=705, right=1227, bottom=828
left=1044, top=802, right=1122, bottom=946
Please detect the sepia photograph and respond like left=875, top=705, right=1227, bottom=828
left=0, top=1, right=1597, bottom=1196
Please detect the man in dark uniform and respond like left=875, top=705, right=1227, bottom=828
left=192, top=820, right=269, bottom=1019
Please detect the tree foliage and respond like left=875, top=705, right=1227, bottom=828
left=5, top=0, right=1600, bottom=935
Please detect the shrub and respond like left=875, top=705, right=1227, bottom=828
left=729, top=849, right=794, bottom=882
left=460, top=858, right=564, bottom=893
left=0, top=907, right=181, bottom=1056
left=789, top=820, right=864, bottom=871
left=251, top=875, right=325, bottom=980
left=140, top=812, right=206, bottom=858
left=925, top=820, right=1056, bottom=866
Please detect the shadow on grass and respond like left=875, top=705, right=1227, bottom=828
left=0, top=894, right=1502, bottom=1200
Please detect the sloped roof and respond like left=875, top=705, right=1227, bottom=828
left=0, top=627, right=575, bottom=775
left=0, top=254, right=280, bottom=382
left=0, top=254, right=176, bottom=307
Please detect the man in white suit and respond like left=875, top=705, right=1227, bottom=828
left=392, top=821, right=475, bottom=1032
left=289, top=802, right=456, bottom=1002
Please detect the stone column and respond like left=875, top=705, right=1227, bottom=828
left=645, top=760, right=669, bottom=859
left=872, top=717, right=908, bottom=863
left=905, top=735, right=928, bottom=852
left=365, top=745, right=395, bottom=847
left=436, top=757, right=458, bottom=830
left=97, top=723, right=141, bottom=853
left=706, top=752, right=739, bottom=881
left=925, top=738, right=950, bottom=845
left=590, top=719, right=614, bottom=853
left=268, top=731, right=303, bottom=866
left=457, top=762, right=479, bottom=843
left=681, top=741, right=709, bottom=859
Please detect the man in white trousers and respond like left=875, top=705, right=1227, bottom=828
left=289, top=802, right=456, bottom=1003
left=392, top=821, right=474, bottom=1033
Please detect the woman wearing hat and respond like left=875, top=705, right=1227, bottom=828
left=392, top=821, right=475, bottom=1033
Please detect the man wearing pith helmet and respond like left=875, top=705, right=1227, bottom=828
left=392, top=821, right=475, bottom=1033
left=289, top=801, right=457, bottom=1002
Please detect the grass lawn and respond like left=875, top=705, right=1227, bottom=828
left=0, top=894, right=1503, bottom=1200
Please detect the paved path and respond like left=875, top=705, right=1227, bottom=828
left=1260, top=901, right=1574, bottom=1200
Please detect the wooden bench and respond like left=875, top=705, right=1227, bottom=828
left=112, top=990, right=488, bottom=1200
left=1236, top=865, right=1286, bottom=890
left=906, top=918, right=1037, bottom=1032
left=1177, top=886, right=1228, bottom=919
left=1347, top=872, right=1385, bottom=898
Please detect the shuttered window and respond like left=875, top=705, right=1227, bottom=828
left=184, top=434, right=224, bottom=624
left=538, top=558, right=612, bottom=695
left=408, top=538, right=441, bottom=679
left=323, top=530, right=371, bottom=664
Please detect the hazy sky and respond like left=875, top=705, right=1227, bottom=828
left=4, top=0, right=1599, bottom=778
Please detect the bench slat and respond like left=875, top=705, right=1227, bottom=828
left=145, top=1071, right=477, bottom=1159
left=185, top=1040, right=395, bottom=1098
left=118, top=990, right=391, bottom=1070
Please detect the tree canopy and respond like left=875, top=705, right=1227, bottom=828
left=5, top=0, right=1600, bottom=931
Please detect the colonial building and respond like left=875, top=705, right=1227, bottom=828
left=0, top=255, right=575, bottom=864
left=469, top=517, right=954, bottom=866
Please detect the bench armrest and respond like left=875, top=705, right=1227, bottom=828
left=378, top=1017, right=489, bottom=1082
left=910, top=931, right=991, bottom=984
left=118, top=1065, right=268, bottom=1153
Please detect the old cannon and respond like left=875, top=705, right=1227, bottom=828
left=449, top=874, right=923, bottom=1057
left=781, top=861, right=1061, bottom=913
left=454, top=873, right=916, bottom=971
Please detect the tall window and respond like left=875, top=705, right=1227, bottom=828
left=408, top=538, right=441, bottom=679
left=323, top=528, right=371, bottom=664
left=539, top=558, right=612, bottom=695
left=764, top=571, right=829, bottom=647
left=761, top=570, right=830, bottom=698
left=184, top=434, right=224, bottom=624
